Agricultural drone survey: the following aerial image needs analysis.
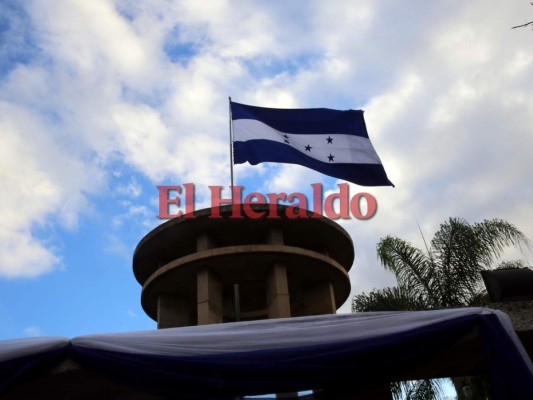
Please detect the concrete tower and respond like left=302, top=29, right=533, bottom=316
left=133, top=204, right=353, bottom=329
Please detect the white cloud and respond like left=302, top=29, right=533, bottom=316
left=23, top=326, right=43, bottom=337
left=111, top=203, right=154, bottom=230
left=29, top=0, right=155, bottom=85
left=0, top=101, right=102, bottom=277
left=116, top=178, right=142, bottom=198
left=104, top=234, right=131, bottom=261
left=1, top=0, right=531, bottom=296
left=264, top=165, right=324, bottom=195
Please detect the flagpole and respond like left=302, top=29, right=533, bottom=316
left=229, top=97, right=241, bottom=322
left=229, top=96, right=235, bottom=189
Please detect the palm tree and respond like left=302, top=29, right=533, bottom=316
left=353, top=217, right=530, bottom=400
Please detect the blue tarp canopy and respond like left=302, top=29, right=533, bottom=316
left=1, top=308, right=532, bottom=399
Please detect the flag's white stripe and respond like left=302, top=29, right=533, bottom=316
left=233, top=118, right=382, bottom=164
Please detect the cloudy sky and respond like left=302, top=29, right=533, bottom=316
left=0, top=0, right=532, bottom=339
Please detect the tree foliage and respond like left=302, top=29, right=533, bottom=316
left=353, top=218, right=530, bottom=313
left=352, top=217, right=530, bottom=399
left=391, top=379, right=445, bottom=400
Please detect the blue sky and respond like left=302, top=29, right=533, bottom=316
left=0, top=0, right=532, bottom=340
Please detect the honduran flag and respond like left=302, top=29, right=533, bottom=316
left=231, top=101, right=394, bottom=187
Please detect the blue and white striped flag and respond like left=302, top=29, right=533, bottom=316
left=231, top=101, right=393, bottom=187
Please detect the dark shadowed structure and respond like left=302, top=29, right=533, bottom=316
left=1, top=206, right=532, bottom=399
left=133, top=204, right=353, bottom=328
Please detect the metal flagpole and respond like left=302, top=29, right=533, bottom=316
left=229, top=96, right=234, bottom=189
left=229, top=97, right=240, bottom=322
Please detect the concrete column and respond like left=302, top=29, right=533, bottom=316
left=267, top=262, right=291, bottom=318
left=197, top=232, right=215, bottom=251
left=272, top=251, right=295, bottom=400
left=197, top=267, right=223, bottom=325
left=268, top=227, right=284, bottom=245
left=266, top=227, right=290, bottom=319
left=157, top=293, right=190, bottom=329
left=304, top=280, right=336, bottom=315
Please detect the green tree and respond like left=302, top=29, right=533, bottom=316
left=353, top=217, right=530, bottom=400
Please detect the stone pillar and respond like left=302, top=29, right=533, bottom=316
left=197, top=267, right=223, bottom=325
left=157, top=294, right=190, bottom=329
left=270, top=233, right=296, bottom=400
left=304, top=280, right=336, bottom=315
left=266, top=226, right=291, bottom=319
left=196, top=232, right=223, bottom=325
left=267, top=262, right=291, bottom=319
left=268, top=227, right=284, bottom=246
left=197, top=232, right=215, bottom=252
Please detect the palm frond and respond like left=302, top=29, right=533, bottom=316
left=377, top=236, right=436, bottom=306
left=430, top=218, right=479, bottom=306
left=430, top=218, right=531, bottom=307
left=352, top=286, right=427, bottom=312
left=391, top=379, right=445, bottom=400
left=355, top=217, right=530, bottom=400
left=496, top=260, right=530, bottom=270
left=473, top=219, right=531, bottom=266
